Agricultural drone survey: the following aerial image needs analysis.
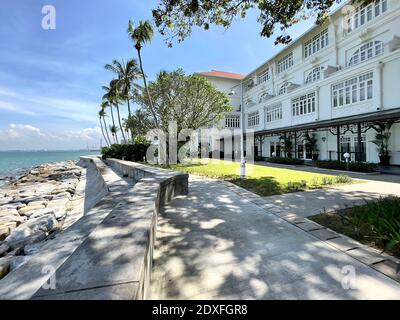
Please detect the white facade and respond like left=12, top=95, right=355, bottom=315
left=237, top=0, right=400, bottom=164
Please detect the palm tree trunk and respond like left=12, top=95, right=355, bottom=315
left=99, top=117, right=110, bottom=147
left=137, top=48, right=159, bottom=128
left=102, top=117, right=112, bottom=146
left=127, top=98, right=135, bottom=140
left=110, top=105, right=119, bottom=144
left=115, top=103, right=126, bottom=143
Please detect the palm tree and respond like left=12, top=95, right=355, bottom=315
left=127, top=19, right=158, bottom=127
left=102, top=80, right=126, bottom=143
left=104, top=59, right=141, bottom=119
left=101, top=99, right=119, bottom=144
left=99, top=107, right=112, bottom=146
left=109, top=124, right=119, bottom=144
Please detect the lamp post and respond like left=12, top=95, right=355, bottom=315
left=229, top=80, right=246, bottom=179
left=344, top=152, right=350, bottom=171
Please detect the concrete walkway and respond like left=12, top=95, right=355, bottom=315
left=150, top=176, right=400, bottom=299
left=262, top=180, right=400, bottom=220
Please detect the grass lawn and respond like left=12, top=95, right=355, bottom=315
left=162, top=159, right=354, bottom=196
left=309, top=196, right=400, bottom=259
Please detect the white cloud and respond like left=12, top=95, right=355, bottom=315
left=0, top=84, right=99, bottom=124
left=0, top=100, right=36, bottom=116
left=0, top=124, right=102, bottom=150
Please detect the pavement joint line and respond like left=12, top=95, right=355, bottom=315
left=218, top=178, right=400, bottom=284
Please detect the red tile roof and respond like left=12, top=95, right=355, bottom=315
left=196, top=70, right=245, bottom=80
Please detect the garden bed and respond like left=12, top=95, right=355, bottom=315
left=309, top=196, right=400, bottom=259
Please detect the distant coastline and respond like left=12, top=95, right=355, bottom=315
left=0, top=150, right=100, bottom=184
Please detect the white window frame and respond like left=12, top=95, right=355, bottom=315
left=257, top=70, right=270, bottom=85
left=266, top=105, right=282, bottom=123
left=304, top=29, right=329, bottom=58
left=259, top=92, right=270, bottom=103
left=247, top=111, right=260, bottom=127
left=305, top=66, right=324, bottom=84
left=278, top=82, right=290, bottom=96
left=225, top=114, right=240, bottom=128
left=292, top=93, right=316, bottom=116
left=277, top=53, right=293, bottom=74
left=332, top=72, right=373, bottom=108
left=348, top=41, right=384, bottom=66
left=346, top=0, right=388, bottom=33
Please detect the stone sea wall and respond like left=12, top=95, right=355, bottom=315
left=0, top=157, right=188, bottom=300
left=0, top=161, right=86, bottom=279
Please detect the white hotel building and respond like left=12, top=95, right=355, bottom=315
left=199, top=0, right=400, bottom=165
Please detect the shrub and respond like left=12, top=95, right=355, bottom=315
left=101, top=143, right=150, bottom=162
left=315, top=160, right=378, bottom=173
left=254, top=155, right=267, bottom=162
left=321, top=176, right=334, bottom=185
left=335, top=175, right=352, bottom=184
left=311, top=177, right=320, bottom=186
left=343, top=196, right=400, bottom=255
left=267, top=157, right=305, bottom=165
left=285, top=180, right=307, bottom=192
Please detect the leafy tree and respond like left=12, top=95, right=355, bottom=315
left=124, top=109, right=152, bottom=139
left=135, top=69, right=232, bottom=136
left=152, top=0, right=371, bottom=46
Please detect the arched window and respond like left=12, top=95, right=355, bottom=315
left=305, top=67, right=324, bottom=84
left=349, top=41, right=384, bottom=66
left=259, top=92, right=270, bottom=103
left=279, top=82, right=290, bottom=95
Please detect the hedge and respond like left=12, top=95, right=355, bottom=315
left=315, top=160, right=378, bottom=173
left=101, top=143, right=149, bottom=162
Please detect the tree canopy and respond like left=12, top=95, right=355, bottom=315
left=134, top=69, right=233, bottom=134
left=153, top=0, right=372, bottom=46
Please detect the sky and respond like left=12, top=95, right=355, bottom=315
left=0, top=0, right=317, bottom=150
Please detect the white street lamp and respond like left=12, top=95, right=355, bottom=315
left=229, top=80, right=246, bottom=179
left=343, top=152, right=350, bottom=171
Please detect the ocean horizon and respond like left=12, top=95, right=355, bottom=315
left=0, top=150, right=100, bottom=179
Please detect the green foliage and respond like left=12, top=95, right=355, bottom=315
left=312, top=196, right=400, bottom=258
left=134, top=69, right=232, bottom=134
left=305, top=132, right=319, bottom=155
left=267, top=157, right=304, bottom=165
left=315, top=160, right=378, bottom=173
left=286, top=180, right=307, bottom=192
left=371, top=121, right=394, bottom=156
left=334, top=175, right=353, bottom=184
left=280, top=135, right=294, bottom=158
left=101, top=143, right=150, bottom=162
left=153, top=0, right=372, bottom=46
left=342, top=197, right=400, bottom=256
left=321, top=176, right=334, bottom=185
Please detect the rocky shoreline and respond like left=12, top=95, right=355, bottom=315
left=0, top=161, right=86, bottom=279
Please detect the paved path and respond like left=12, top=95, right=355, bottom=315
left=262, top=180, right=400, bottom=219
left=150, top=176, right=400, bottom=299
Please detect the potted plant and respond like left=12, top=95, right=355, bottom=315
left=305, top=133, right=319, bottom=161
left=372, top=121, right=394, bottom=166
left=280, top=135, right=293, bottom=158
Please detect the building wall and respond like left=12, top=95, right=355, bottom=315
left=243, top=0, right=400, bottom=164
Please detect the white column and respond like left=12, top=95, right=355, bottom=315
left=376, top=61, right=384, bottom=110
left=315, top=86, right=320, bottom=121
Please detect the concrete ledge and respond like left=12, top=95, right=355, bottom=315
left=33, top=157, right=188, bottom=300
